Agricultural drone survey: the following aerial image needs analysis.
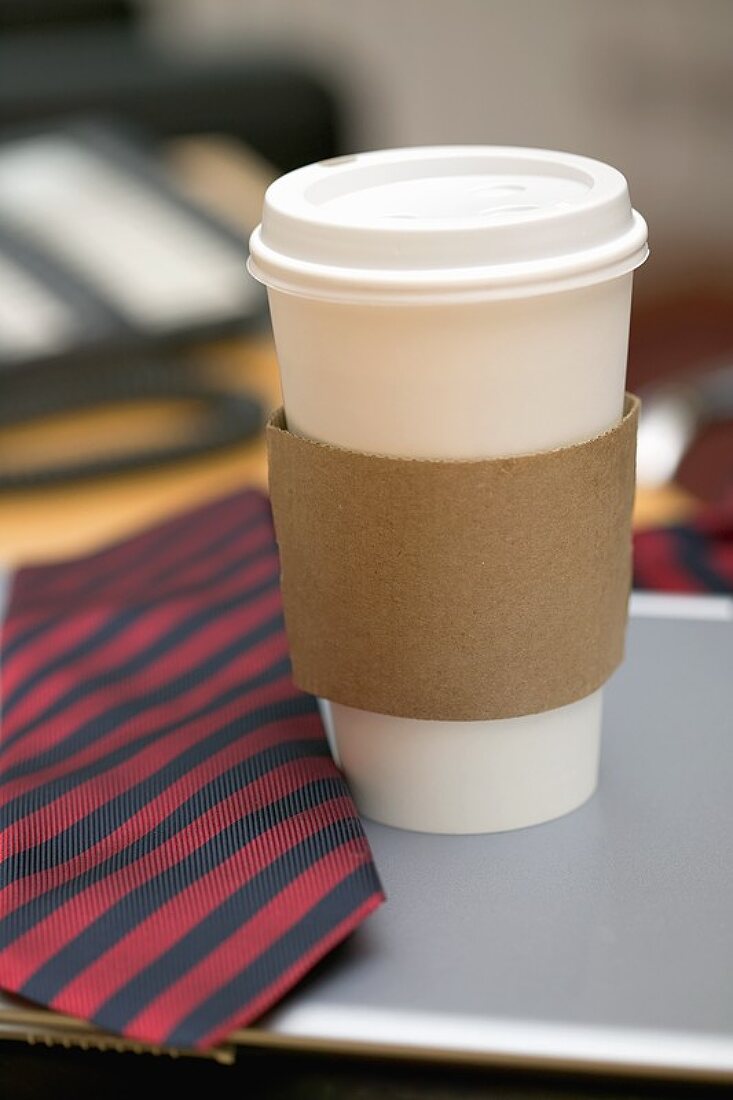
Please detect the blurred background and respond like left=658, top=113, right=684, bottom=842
left=0, top=0, right=731, bottom=563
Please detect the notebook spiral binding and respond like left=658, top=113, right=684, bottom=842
left=0, top=1011, right=236, bottom=1063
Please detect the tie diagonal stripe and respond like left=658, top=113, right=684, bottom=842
left=0, top=490, right=384, bottom=1049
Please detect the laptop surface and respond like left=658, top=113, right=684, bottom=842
left=1, top=585, right=732, bottom=1082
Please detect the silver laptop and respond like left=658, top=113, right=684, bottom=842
left=1, top=586, right=732, bottom=1083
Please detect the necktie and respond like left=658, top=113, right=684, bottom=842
left=0, top=490, right=384, bottom=1050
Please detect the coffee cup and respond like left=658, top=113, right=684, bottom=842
left=249, top=146, right=648, bottom=834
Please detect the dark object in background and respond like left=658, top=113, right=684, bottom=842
left=0, top=358, right=264, bottom=489
left=0, top=10, right=341, bottom=172
left=0, top=1, right=342, bottom=484
left=0, top=0, right=134, bottom=31
left=0, top=122, right=265, bottom=374
left=0, top=120, right=267, bottom=484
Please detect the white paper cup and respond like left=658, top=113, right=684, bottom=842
left=249, top=146, right=648, bottom=834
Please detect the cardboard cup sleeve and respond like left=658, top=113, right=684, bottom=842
left=267, top=394, right=640, bottom=722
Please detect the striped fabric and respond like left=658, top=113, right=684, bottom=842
left=0, top=490, right=384, bottom=1050
left=633, top=494, right=733, bottom=594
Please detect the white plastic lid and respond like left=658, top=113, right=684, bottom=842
left=248, top=146, right=648, bottom=303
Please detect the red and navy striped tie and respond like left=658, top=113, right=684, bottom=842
left=633, top=493, right=733, bottom=593
left=0, top=490, right=384, bottom=1050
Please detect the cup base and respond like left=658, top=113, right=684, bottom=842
left=320, top=692, right=603, bottom=835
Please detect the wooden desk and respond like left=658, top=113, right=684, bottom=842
left=0, top=336, right=279, bottom=567
left=0, top=333, right=697, bottom=569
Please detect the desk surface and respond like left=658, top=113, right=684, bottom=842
left=0, top=337, right=278, bottom=567
left=0, top=334, right=698, bottom=570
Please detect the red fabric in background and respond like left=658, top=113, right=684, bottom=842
left=633, top=495, right=733, bottom=594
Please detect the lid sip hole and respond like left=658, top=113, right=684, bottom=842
left=480, top=204, right=540, bottom=215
